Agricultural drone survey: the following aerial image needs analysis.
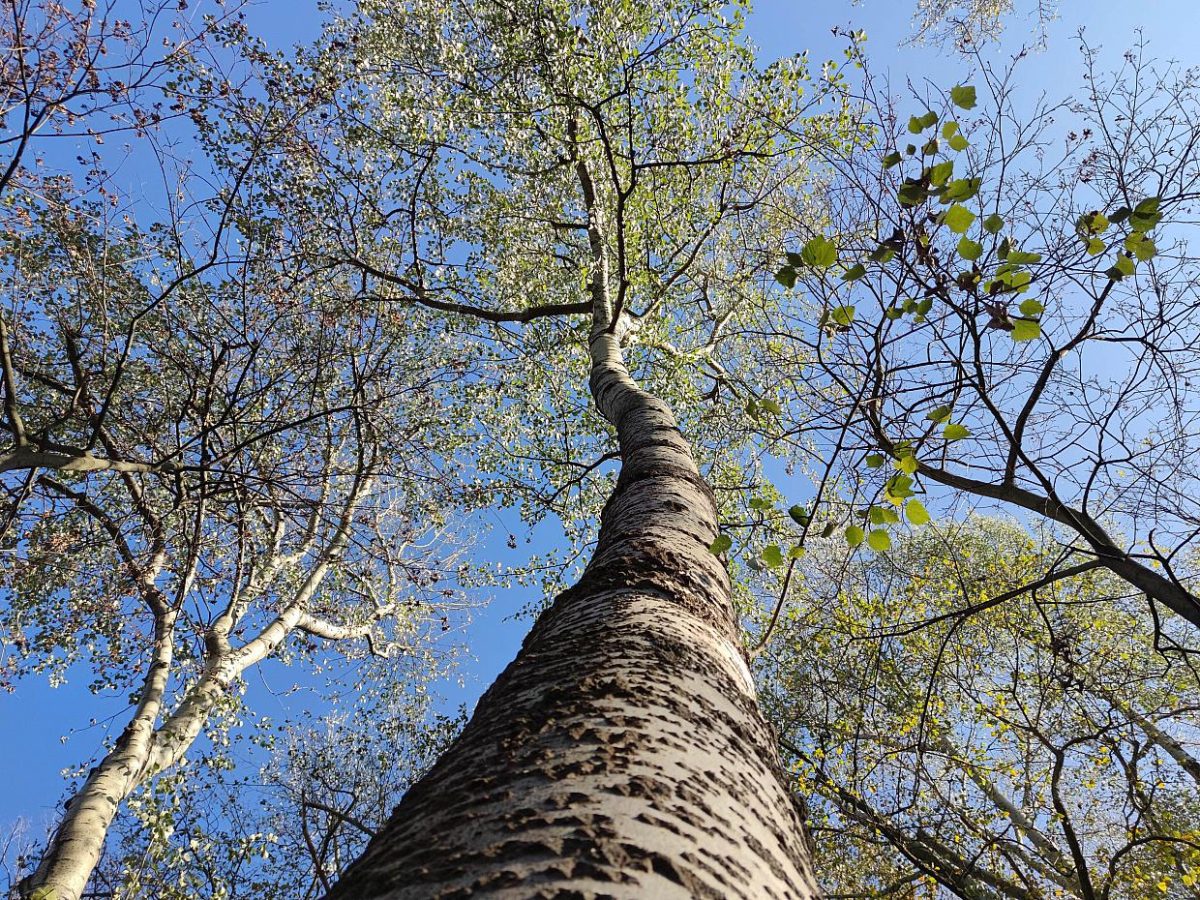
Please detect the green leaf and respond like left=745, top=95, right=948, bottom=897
left=943, top=422, right=971, bottom=441
left=942, top=204, right=976, bottom=234
left=896, top=454, right=919, bottom=475
left=898, top=181, right=928, bottom=207
left=845, top=525, right=865, bottom=548
left=1011, top=318, right=1041, bottom=342
left=885, top=475, right=915, bottom=502
left=708, top=534, right=732, bottom=555
left=1106, top=253, right=1136, bottom=281
left=957, top=236, right=983, bottom=261
left=950, top=84, right=977, bottom=110
left=1078, top=210, right=1109, bottom=234
left=788, top=545, right=806, bottom=560
left=789, top=505, right=810, bottom=525
left=948, top=133, right=969, bottom=152
left=801, top=234, right=838, bottom=268
left=865, top=453, right=885, bottom=468
left=759, top=398, right=783, bottom=415
left=870, top=505, right=900, bottom=526
left=1005, top=249, right=1042, bottom=265
left=905, top=499, right=931, bottom=526
left=883, top=150, right=903, bottom=168
left=829, top=305, right=856, bottom=327
left=1085, top=236, right=1106, bottom=256
left=842, top=263, right=867, bottom=282
left=1129, top=196, right=1162, bottom=231
left=983, top=213, right=1004, bottom=234
left=1124, top=231, right=1157, bottom=261
left=762, top=544, right=784, bottom=568
left=926, top=404, right=953, bottom=423
left=867, top=529, right=892, bottom=552
left=1018, top=298, right=1044, bottom=316
left=929, top=160, right=954, bottom=186
left=941, top=178, right=981, bottom=203
left=870, top=245, right=896, bottom=263
left=749, top=496, right=771, bottom=510
left=775, top=265, right=796, bottom=288
left=941, top=120, right=959, bottom=139
left=908, top=110, right=938, bottom=133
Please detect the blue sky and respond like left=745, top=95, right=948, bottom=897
left=2, top=0, right=1196, bottom=861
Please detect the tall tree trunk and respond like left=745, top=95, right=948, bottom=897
left=21, top=611, right=178, bottom=900
left=326, top=324, right=821, bottom=898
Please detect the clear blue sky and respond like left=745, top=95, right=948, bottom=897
left=1, top=0, right=1195, bottom=855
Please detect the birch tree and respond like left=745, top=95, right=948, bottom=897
left=195, top=0, right=864, bottom=895
left=1, top=7, right=473, bottom=898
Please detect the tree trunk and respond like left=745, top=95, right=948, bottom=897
left=326, top=327, right=821, bottom=898
left=21, top=612, right=177, bottom=900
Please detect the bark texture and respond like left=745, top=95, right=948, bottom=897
left=326, top=329, right=821, bottom=898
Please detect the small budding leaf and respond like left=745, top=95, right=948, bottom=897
left=905, top=499, right=931, bottom=526
left=983, top=213, right=1004, bottom=234
left=1011, top=318, right=1041, bottom=342
left=801, top=235, right=838, bottom=268
left=845, top=525, right=865, bottom=548
left=943, top=423, right=971, bottom=441
left=950, top=84, right=977, bottom=110
left=709, top=534, right=732, bottom=555
left=762, top=544, right=784, bottom=568
left=942, top=204, right=976, bottom=234
left=867, top=529, right=892, bottom=552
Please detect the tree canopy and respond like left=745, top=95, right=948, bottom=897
left=2, top=1, right=1199, bottom=898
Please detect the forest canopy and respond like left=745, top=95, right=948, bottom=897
left=1, top=1, right=1197, bottom=898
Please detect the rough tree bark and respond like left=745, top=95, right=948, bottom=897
left=326, top=309, right=822, bottom=897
